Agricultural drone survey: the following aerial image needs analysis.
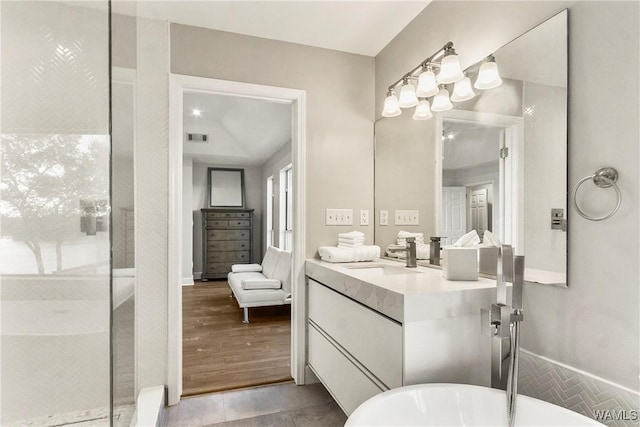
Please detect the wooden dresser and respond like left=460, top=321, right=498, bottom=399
left=201, top=208, right=254, bottom=280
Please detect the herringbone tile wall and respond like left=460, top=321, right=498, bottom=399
left=519, top=350, right=640, bottom=427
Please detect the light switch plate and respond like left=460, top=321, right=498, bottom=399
left=326, top=209, right=353, bottom=225
left=395, top=209, right=419, bottom=225
left=360, top=210, right=369, bottom=226
left=380, top=210, right=389, bottom=226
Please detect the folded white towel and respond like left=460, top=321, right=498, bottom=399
left=318, top=245, right=380, bottom=263
left=385, top=243, right=430, bottom=260
left=397, top=237, right=425, bottom=245
left=453, top=230, right=481, bottom=247
left=338, top=237, right=365, bottom=243
left=397, top=230, right=424, bottom=238
left=338, top=231, right=365, bottom=239
left=338, top=242, right=363, bottom=249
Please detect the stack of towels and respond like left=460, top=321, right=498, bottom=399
left=386, top=231, right=430, bottom=260
left=318, top=231, right=381, bottom=263
left=338, top=231, right=365, bottom=248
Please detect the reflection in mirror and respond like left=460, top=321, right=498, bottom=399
left=374, top=10, right=567, bottom=286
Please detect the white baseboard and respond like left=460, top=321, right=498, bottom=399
left=181, top=277, right=194, bottom=286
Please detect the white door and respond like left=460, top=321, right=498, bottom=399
left=441, top=187, right=467, bottom=246
left=469, top=188, right=488, bottom=239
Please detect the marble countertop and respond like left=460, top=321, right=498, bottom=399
left=306, top=258, right=499, bottom=323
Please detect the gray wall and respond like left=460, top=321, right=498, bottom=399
left=376, top=0, right=638, bottom=391
left=171, top=24, right=375, bottom=257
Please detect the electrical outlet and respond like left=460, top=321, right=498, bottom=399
left=360, top=210, right=369, bottom=226
left=380, top=210, right=389, bottom=226
left=395, top=210, right=419, bottom=225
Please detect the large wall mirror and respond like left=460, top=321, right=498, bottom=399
left=374, top=10, right=568, bottom=286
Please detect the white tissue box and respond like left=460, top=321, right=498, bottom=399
left=442, top=247, right=478, bottom=281
left=478, top=247, right=499, bottom=275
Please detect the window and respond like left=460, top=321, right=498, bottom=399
left=266, top=176, right=274, bottom=248
left=279, top=164, right=293, bottom=251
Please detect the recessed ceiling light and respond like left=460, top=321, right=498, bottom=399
left=192, top=109, right=201, bottom=117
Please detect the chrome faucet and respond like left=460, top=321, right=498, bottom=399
left=481, top=245, right=525, bottom=427
left=388, top=236, right=417, bottom=268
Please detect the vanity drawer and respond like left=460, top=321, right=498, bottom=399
left=207, top=229, right=251, bottom=241
left=308, top=325, right=384, bottom=415
left=308, top=279, right=403, bottom=389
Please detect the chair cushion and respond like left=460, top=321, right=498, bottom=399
left=261, top=246, right=281, bottom=278
left=272, top=250, right=292, bottom=294
left=242, top=278, right=281, bottom=290
left=231, top=263, right=262, bottom=273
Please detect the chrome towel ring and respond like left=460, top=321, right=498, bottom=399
left=572, top=167, right=621, bottom=221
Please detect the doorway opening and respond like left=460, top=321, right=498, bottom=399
left=168, top=75, right=306, bottom=405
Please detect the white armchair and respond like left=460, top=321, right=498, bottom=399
left=227, top=246, right=292, bottom=323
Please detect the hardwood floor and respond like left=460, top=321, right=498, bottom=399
left=182, top=280, right=292, bottom=396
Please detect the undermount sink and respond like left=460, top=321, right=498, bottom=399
left=346, top=383, right=604, bottom=426
left=344, top=264, right=422, bottom=276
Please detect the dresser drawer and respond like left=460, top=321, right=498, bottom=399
left=206, top=220, right=229, bottom=227
left=208, top=241, right=250, bottom=251
left=308, top=279, right=403, bottom=389
left=308, top=325, right=384, bottom=415
left=208, top=251, right=250, bottom=263
left=206, top=262, right=235, bottom=275
left=206, top=211, right=251, bottom=219
left=207, top=229, right=250, bottom=241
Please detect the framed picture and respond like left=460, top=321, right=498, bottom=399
left=208, top=167, right=245, bottom=208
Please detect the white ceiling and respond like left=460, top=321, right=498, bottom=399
left=111, top=0, right=431, bottom=57
left=183, top=92, right=292, bottom=166
left=442, top=121, right=502, bottom=171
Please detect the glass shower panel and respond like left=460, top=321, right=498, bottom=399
left=0, top=1, right=112, bottom=426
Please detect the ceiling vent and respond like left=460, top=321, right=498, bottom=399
left=187, top=133, right=208, bottom=143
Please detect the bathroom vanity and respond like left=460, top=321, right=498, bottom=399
left=305, top=259, right=500, bottom=415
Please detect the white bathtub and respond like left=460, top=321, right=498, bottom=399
left=346, top=383, right=604, bottom=426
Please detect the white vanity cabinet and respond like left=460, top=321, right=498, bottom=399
left=306, top=259, right=497, bottom=416
left=307, top=279, right=402, bottom=414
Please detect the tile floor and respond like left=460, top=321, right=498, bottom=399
left=162, top=382, right=347, bottom=427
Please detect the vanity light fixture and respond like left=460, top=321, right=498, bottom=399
left=450, top=76, right=475, bottom=102
left=431, top=86, right=453, bottom=112
left=382, top=42, right=502, bottom=121
left=474, top=55, right=503, bottom=90
left=398, top=79, right=419, bottom=108
left=436, top=45, right=465, bottom=84
left=412, top=99, right=433, bottom=120
left=416, top=64, right=439, bottom=98
left=381, top=89, right=402, bottom=117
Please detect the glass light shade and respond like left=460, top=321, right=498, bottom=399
left=431, top=88, right=453, bottom=112
left=450, top=77, right=475, bottom=102
left=437, top=54, right=465, bottom=84
left=416, top=70, right=438, bottom=97
left=412, top=99, right=433, bottom=120
left=474, top=61, right=503, bottom=90
left=381, top=94, right=401, bottom=117
left=398, top=83, right=419, bottom=108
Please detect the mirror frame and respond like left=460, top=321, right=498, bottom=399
left=208, top=167, right=245, bottom=208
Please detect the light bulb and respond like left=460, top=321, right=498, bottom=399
left=416, top=68, right=438, bottom=98
left=437, top=53, right=464, bottom=84
left=474, top=58, right=502, bottom=90
left=398, top=82, right=419, bottom=108
left=431, top=87, right=453, bottom=112
left=412, top=99, right=433, bottom=120
left=381, top=93, right=401, bottom=117
left=450, top=77, right=475, bottom=102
